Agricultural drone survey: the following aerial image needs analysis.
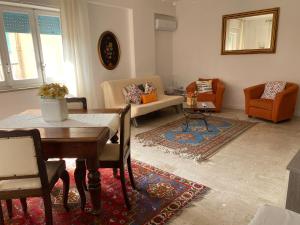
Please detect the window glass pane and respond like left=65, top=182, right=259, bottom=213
left=0, top=57, right=4, bottom=81
left=3, top=12, right=38, bottom=80
left=38, top=15, right=64, bottom=81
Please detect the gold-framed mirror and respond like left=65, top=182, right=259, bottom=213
left=221, top=8, right=280, bottom=55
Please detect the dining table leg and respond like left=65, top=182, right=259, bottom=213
left=86, top=159, right=101, bottom=215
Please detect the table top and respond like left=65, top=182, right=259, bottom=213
left=0, top=108, right=122, bottom=143
left=182, top=101, right=216, bottom=110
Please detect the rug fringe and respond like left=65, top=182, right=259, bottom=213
left=159, top=187, right=211, bottom=225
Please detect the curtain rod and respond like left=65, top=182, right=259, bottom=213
left=0, top=1, right=60, bottom=12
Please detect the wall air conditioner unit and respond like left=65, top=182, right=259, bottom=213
left=155, top=15, right=177, bottom=32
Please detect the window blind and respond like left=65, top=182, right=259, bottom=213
left=38, top=15, right=61, bottom=35
left=3, top=12, right=30, bottom=33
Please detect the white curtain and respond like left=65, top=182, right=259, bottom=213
left=60, top=0, right=98, bottom=108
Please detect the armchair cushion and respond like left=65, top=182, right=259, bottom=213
left=249, top=99, right=274, bottom=111
left=197, top=93, right=216, bottom=102
left=196, top=80, right=213, bottom=93
left=261, top=81, right=286, bottom=100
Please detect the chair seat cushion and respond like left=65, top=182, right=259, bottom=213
left=0, top=160, right=66, bottom=192
left=197, top=93, right=216, bottom=102
left=0, top=178, right=41, bottom=191
left=99, top=144, right=120, bottom=161
left=249, top=99, right=273, bottom=111
left=249, top=205, right=300, bottom=225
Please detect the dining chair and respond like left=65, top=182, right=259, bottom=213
left=75, top=104, right=136, bottom=209
left=0, top=129, right=69, bottom=225
left=66, top=97, right=87, bottom=110
left=66, top=97, right=89, bottom=209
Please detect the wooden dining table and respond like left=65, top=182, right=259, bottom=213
left=1, top=108, right=122, bottom=215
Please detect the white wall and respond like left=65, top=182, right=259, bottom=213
left=0, top=89, right=40, bottom=118
left=173, top=0, right=300, bottom=115
left=155, top=30, right=173, bottom=89
left=88, top=0, right=175, bottom=76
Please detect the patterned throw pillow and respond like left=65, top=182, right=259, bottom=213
left=196, top=80, right=213, bottom=94
left=144, top=82, right=156, bottom=94
left=122, top=84, right=143, bottom=104
left=261, top=81, right=286, bottom=100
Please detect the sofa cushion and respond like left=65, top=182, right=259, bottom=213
left=131, top=95, right=184, bottom=117
left=261, top=81, right=286, bottom=100
left=196, top=80, right=213, bottom=93
left=249, top=99, right=273, bottom=111
left=141, top=91, right=158, bottom=104
left=197, top=93, right=216, bottom=102
left=144, top=82, right=156, bottom=94
left=122, top=84, right=143, bottom=104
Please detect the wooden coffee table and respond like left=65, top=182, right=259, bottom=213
left=182, top=101, right=216, bottom=131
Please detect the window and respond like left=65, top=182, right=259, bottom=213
left=0, top=5, right=63, bottom=90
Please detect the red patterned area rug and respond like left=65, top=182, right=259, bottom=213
left=1, top=160, right=208, bottom=225
left=136, top=116, right=255, bottom=161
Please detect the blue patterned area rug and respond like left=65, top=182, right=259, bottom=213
left=136, top=116, right=255, bottom=161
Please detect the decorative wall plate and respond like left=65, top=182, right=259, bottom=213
left=98, top=31, right=120, bottom=70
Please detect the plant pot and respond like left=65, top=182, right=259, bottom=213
left=40, top=98, right=68, bottom=122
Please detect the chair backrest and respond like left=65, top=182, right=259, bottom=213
left=119, top=104, right=131, bottom=160
left=66, top=97, right=87, bottom=110
left=0, top=130, right=48, bottom=187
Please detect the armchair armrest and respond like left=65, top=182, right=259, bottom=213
left=244, top=84, right=265, bottom=99
left=244, top=84, right=265, bottom=114
left=272, top=85, right=299, bottom=122
left=215, top=81, right=225, bottom=112
left=186, top=82, right=197, bottom=93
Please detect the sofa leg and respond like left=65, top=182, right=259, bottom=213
left=174, top=105, right=181, bottom=113
left=132, top=118, right=138, bottom=127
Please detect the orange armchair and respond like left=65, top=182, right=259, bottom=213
left=244, top=82, right=299, bottom=123
left=186, top=78, right=225, bottom=112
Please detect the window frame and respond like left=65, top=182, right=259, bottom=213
left=0, top=4, right=63, bottom=91
left=34, top=9, right=63, bottom=84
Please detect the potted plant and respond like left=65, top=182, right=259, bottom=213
left=38, top=83, right=69, bottom=122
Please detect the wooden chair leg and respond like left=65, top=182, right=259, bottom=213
left=43, top=194, right=53, bottom=225
left=5, top=200, right=12, bottom=219
left=127, top=156, right=136, bottom=190
left=113, top=168, right=118, bottom=178
left=74, top=159, right=86, bottom=211
left=20, top=198, right=27, bottom=214
left=120, top=166, right=131, bottom=210
left=0, top=203, right=4, bottom=225
left=60, top=170, right=70, bottom=212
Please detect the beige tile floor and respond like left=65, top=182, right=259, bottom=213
left=130, top=108, right=300, bottom=225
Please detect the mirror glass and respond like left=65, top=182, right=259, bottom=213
left=222, top=8, right=279, bottom=54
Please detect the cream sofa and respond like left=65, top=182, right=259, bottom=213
left=101, top=76, right=184, bottom=122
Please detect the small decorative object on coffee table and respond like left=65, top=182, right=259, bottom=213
left=182, top=101, right=216, bottom=131
left=186, top=91, right=197, bottom=106
left=39, top=83, right=69, bottom=122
